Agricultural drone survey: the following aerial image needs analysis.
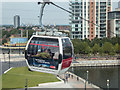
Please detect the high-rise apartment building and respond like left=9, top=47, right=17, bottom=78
left=69, top=0, right=112, bottom=40
left=14, top=15, right=20, bottom=28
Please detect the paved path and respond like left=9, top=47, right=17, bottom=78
left=67, top=76, right=98, bottom=89
left=30, top=74, right=100, bottom=89
left=0, top=54, right=26, bottom=74
left=32, top=81, right=73, bottom=88
left=0, top=54, right=25, bottom=62
left=1, top=60, right=27, bottom=74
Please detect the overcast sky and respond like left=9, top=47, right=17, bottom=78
left=1, top=0, right=120, bottom=25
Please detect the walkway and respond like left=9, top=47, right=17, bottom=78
left=30, top=73, right=100, bottom=89
left=0, top=54, right=25, bottom=62
left=67, top=75, right=98, bottom=89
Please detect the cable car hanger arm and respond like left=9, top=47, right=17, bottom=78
left=38, top=1, right=51, bottom=29
left=37, top=0, right=72, bottom=30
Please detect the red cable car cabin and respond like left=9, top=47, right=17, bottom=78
left=25, top=35, right=74, bottom=75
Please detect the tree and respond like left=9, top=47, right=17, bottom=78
left=72, top=39, right=81, bottom=54
left=102, top=42, right=115, bottom=55
left=99, top=47, right=104, bottom=55
left=92, top=43, right=100, bottom=55
left=28, top=30, right=35, bottom=39
left=9, top=29, right=18, bottom=35
left=90, top=37, right=101, bottom=47
left=114, top=43, right=120, bottom=54
left=2, top=30, right=8, bottom=38
left=85, top=45, right=91, bottom=54
left=110, top=37, right=119, bottom=45
left=2, top=39, right=7, bottom=44
left=79, top=42, right=91, bottom=54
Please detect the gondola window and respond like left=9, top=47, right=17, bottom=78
left=27, top=37, right=59, bottom=70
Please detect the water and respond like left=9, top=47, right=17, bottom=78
left=70, top=66, right=120, bottom=89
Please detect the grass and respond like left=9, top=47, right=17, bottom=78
left=2, top=67, right=60, bottom=89
left=0, top=76, right=2, bottom=90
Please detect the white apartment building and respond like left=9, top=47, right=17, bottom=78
left=69, top=0, right=112, bottom=40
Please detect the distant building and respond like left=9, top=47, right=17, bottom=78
left=14, top=15, right=20, bottom=28
left=108, top=10, right=120, bottom=38
left=10, top=36, right=28, bottom=44
left=4, top=35, right=28, bottom=47
left=118, top=1, right=120, bottom=8
left=115, top=1, right=120, bottom=11
left=56, top=25, right=70, bottom=31
left=69, top=0, right=112, bottom=40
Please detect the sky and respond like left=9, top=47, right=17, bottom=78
left=1, top=0, right=120, bottom=25
left=2, top=2, right=69, bottom=25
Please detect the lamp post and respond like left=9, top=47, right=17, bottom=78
left=8, top=50, right=10, bottom=68
left=85, top=70, right=89, bottom=90
left=25, top=78, right=28, bottom=90
left=85, top=80, right=86, bottom=90
left=87, top=70, right=89, bottom=83
left=107, top=79, right=110, bottom=90
left=72, top=67, right=74, bottom=72
left=3, top=53, right=5, bottom=62
left=8, top=40, right=12, bottom=68
left=19, top=41, right=20, bottom=55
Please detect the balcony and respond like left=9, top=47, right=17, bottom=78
left=100, top=21, right=106, bottom=24
left=116, top=24, right=120, bottom=27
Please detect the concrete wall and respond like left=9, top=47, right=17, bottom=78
left=71, top=60, right=120, bottom=67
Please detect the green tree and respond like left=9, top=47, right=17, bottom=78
left=9, top=29, right=18, bottom=35
left=79, top=42, right=91, bottom=54
left=92, top=43, right=100, bottom=55
left=114, top=43, right=120, bottom=54
left=89, top=37, right=101, bottom=47
left=72, top=39, right=91, bottom=54
left=2, top=39, right=7, bottom=44
left=6, top=33, right=11, bottom=38
left=110, top=37, right=119, bottom=45
left=2, top=30, right=8, bottom=38
left=85, top=45, right=91, bottom=54
left=28, top=30, right=34, bottom=39
left=99, top=47, right=104, bottom=55
left=72, top=39, right=81, bottom=54
left=103, top=42, right=115, bottom=55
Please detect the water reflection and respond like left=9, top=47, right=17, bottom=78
left=70, top=66, right=120, bottom=89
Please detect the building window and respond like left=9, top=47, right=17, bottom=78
left=75, top=17, right=78, bottom=20
left=75, top=24, right=78, bottom=27
left=75, top=28, right=78, bottom=31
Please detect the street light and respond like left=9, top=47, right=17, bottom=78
left=19, top=41, right=20, bottom=55
left=71, top=67, right=74, bottom=73
left=85, top=70, right=89, bottom=90
left=25, top=78, right=28, bottom=90
left=8, top=50, right=10, bottom=68
left=3, top=53, right=5, bottom=62
left=107, top=79, right=110, bottom=90
left=85, top=80, right=86, bottom=90
left=87, top=70, right=89, bottom=83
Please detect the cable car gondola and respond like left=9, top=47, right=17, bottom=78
left=25, top=35, right=74, bottom=74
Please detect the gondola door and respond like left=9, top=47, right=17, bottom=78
left=61, top=38, right=73, bottom=70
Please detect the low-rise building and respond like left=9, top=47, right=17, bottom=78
left=4, top=35, right=28, bottom=47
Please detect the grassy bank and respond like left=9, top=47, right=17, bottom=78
left=2, top=67, right=59, bottom=89
left=0, top=76, right=2, bottom=90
